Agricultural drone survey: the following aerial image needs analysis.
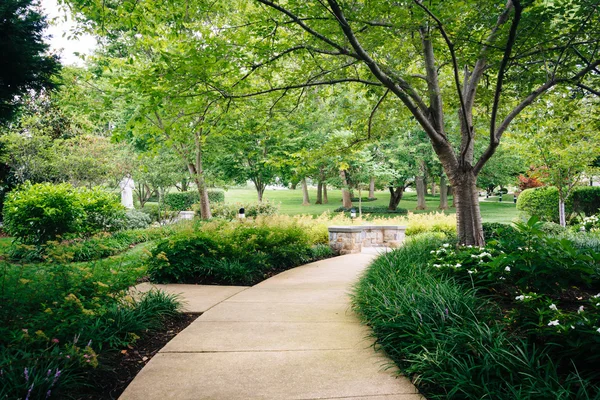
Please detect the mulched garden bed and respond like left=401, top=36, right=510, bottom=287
left=77, top=313, right=199, bottom=400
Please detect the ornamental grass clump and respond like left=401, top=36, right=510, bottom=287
left=353, top=229, right=600, bottom=399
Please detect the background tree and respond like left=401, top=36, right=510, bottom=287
left=0, top=0, right=61, bottom=123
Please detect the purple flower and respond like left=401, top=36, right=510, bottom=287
left=52, top=369, right=61, bottom=386
left=87, top=339, right=92, bottom=347
left=24, top=367, right=29, bottom=382
left=25, top=383, right=34, bottom=400
left=47, top=369, right=52, bottom=377
left=46, top=390, right=52, bottom=399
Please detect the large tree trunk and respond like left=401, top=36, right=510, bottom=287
left=323, top=183, right=328, bottom=204
left=439, top=175, right=448, bottom=210
left=453, top=171, right=484, bottom=246
left=340, top=170, right=352, bottom=209
left=316, top=181, right=323, bottom=204
left=388, top=186, right=405, bottom=210
left=431, top=180, right=436, bottom=196
left=368, top=176, right=376, bottom=199
left=415, top=176, right=427, bottom=210
left=301, top=178, right=310, bottom=205
left=451, top=186, right=456, bottom=208
left=256, top=183, right=265, bottom=202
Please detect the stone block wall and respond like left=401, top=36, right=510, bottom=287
left=328, top=225, right=407, bottom=255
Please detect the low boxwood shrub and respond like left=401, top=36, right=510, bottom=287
left=164, top=190, right=225, bottom=212
left=349, top=197, right=377, bottom=202
left=3, top=183, right=125, bottom=244
left=333, top=206, right=408, bottom=214
left=122, top=209, right=152, bottom=230
left=147, top=219, right=316, bottom=285
left=516, top=186, right=562, bottom=223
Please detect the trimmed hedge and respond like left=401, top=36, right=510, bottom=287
left=334, top=206, right=408, bottom=214
left=517, top=186, right=600, bottom=223
left=163, top=190, right=225, bottom=211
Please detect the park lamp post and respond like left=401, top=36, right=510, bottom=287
left=499, top=194, right=503, bottom=202
left=238, top=207, right=245, bottom=220
left=513, top=194, right=517, bottom=204
left=350, top=208, right=357, bottom=221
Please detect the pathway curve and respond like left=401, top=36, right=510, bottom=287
left=121, top=253, right=423, bottom=400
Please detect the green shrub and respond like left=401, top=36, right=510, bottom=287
left=570, top=186, right=600, bottom=216
left=140, top=203, right=160, bottom=222
left=208, top=189, right=225, bottom=203
left=516, top=186, right=562, bottom=222
left=79, top=188, right=126, bottom=234
left=349, top=197, right=377, bottom=202
left=147, top=219, right=314, bottom=285
left=208, top=200, right=279, bottom=220
left=164, top=190, right=224, bottom=212
left=123, top=209, right=152, bottom=230
left=2, top=183, right=126, bottom=244
left=333, top=206, right=408, bottom=214
left=164, top=191, right=199, bottom=211
left=482, top=222, right=516, bottom=240
left=353, top=233, right=600, bottom=400
left=0, top=256, right=182, bottom=398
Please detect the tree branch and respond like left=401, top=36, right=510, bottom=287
left=367, top=89, right=389, bottom=139
left=226, top=78, right=383, bottom=99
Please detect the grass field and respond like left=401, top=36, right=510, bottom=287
left=222, top=186, right=520, bottom=224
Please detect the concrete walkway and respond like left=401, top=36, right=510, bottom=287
left=121, top=254, right=423, bottom=400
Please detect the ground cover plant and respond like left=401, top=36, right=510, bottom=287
left=0, top=242, right=182, bottom=399
left=353, top=224, right=600, bottom=399
left=146, top=216, right=332, bottom=285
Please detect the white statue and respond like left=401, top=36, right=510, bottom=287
left=119, top=174, right=135, bottom=209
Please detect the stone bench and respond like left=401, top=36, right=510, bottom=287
left=328, top=225, right=407, bottom=255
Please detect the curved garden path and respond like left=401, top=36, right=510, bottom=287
left=122, top=253, right=423, bottom=400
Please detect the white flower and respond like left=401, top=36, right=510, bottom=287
left=455, top=263, right=462, bottom=268
left=597, top=328, right=600, bottom=333
left=578, top=306, right=584, bottom=314
left=504, top=266, right=511, bottom=272
left=549, top=304, right=558, bottom=311
left=515, top=295, right=525, bottom=301
left=134, top=33, right=143, bottom=39
left=430, top=250, right=435, bottom=254
left=443, top=243, right=450, bottom=248
left=433, top=264, right=441, bottom=268
left=592, top=293, right=600, bottom=299
left=468, top=270, right=474, bottom=274
left=471, top=254, right=479, bottom=258
left=548, top=320, right=560, bottom=326
left=571, top=325, right=575, bottom=330
left=499, top=276, right=506, bottom=280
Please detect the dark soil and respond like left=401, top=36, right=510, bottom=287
left=76, top=313, right=199, bottom=400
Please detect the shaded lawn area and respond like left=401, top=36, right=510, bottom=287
left=223, top=186, right=519, bottom=224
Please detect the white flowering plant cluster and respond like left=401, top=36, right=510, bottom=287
left=580, top=214, right=600, bottom=232
left=429, top=217, right=600, bottom=368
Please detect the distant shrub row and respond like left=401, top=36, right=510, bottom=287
left=163, top=190, right=224, bottom=211
left=517, top=186, right=600, bottom=223
left=334, top=206, right=408, bottom=214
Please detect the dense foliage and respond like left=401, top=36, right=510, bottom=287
left=163, top=190, right=224, bottom=211
left=3, top=183, right=125, bottom=244
left=208, top=200, right=279, bottom=220
left=333, top=206, right=408, bottom=215
left=0, top=247, right=181, bottom=398
left=353, top=222, right=600, bottom=399
left=518, top=186, right=600, bottom=223
left=147, top=218, right=330, bottom=285
left=0, top=0, right=61, bottom=122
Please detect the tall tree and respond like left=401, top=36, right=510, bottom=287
left=0, top=0, right=60, bottom=123
left=228, top=0, right=600, bottom=244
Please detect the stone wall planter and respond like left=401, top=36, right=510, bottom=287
left=328, top=225, right=407, bottom=255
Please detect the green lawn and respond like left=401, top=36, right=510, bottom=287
left=223, top=186, right=520, bottom=224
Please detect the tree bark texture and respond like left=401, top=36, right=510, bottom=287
left=416, top=176, right=427, bottom=210
left=388, top=186, right=405, bottom=210
left=187, top=162, right=212, bottom=219
left=453, top=171, right=484, bottom=246
left=439, top=175, right=448, bottom=210
left=368, top=176, right=376, bottom=199
left=323, top=183, right=328, bottom=204
left=340, top=170, right=352, bottom=208
left=301, top=178, right=310, bottom=205
left=316, top=181, right=323, bottom=204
